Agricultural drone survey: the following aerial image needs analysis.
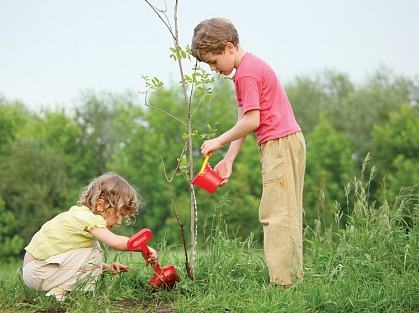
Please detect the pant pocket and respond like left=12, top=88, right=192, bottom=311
left=259, top=177, right=287, bottom=225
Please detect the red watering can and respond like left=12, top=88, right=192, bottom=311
left=127, top=228, right=179, bottom=290
left=191, top=156, right=223, bottom=193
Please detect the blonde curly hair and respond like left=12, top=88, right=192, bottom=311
left=78, top=172, right=143, bottom=225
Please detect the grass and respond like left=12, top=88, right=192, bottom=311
left=0, top=164, right=418, bottom=312
left=0, top=262, right=21, bottom=281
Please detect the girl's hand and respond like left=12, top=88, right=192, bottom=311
left=103, top=262, right=130, bottom=274
left=145, top=246, right=158, bottom=266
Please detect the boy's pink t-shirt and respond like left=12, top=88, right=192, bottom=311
left=233, top=53, right=301, bottom=145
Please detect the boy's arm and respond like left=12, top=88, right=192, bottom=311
left=201, top=108, right=259, bottom=157
left=224, top=137, right=246, bottom=163
left=222, top=107, right=256, bottom=162
left=213, top=137, right=245, bottom=184
left=202, top=108, right=259, bottom=184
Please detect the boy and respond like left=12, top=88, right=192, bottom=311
left=191, top=18, right=305, bottom=287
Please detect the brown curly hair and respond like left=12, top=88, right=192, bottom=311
left=191, top=18, right=240, bottom=62
left=78, top=172, right=143, bottom=225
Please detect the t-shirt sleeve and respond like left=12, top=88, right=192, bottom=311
left=72, top=208, right=107, bottom=231
left=85, top=215, right=107, bottom=231
left=235, top=76, right=261, bottom=113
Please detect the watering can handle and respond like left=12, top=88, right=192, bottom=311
left=127, top=228, right=152, bottom=258
left=199, top=156, right=210, bottom=175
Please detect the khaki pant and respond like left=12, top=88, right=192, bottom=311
left=258, top=131, right=305, bottom=286
left=22, top=246, right=103, bottom=292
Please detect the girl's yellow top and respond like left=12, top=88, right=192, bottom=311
left=25, top=205, right=107, bottom=260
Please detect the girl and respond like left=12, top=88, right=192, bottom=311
left=22, top=172, right=158, bottom=301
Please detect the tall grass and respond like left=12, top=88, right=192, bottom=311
left=1, top=160, right=418, bottom=312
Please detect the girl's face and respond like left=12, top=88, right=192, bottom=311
left=200, top=43, right=236, bottom=75
left=102, top=207, right=128, bottom=229
left=96, top=200, right=129, bottom=230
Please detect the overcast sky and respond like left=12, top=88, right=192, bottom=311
left=1, top=0, right=418, bottom=112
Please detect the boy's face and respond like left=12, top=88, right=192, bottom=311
left=200, top=43, right=236, bottom=76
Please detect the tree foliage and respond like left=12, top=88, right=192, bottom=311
left=0, top=198, right=24, bottom=262
left=371, top=104, right=419, bottom=201
left=304, top=114, right=355, bottom=228
left=0, top=68, right=418, bottom=259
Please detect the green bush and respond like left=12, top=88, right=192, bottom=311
left=0, top=199, right=24, bottom=262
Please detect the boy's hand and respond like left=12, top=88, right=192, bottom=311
left=201, top=138, right=224, bottom=157
left=214, top=159, right=233, bottom=186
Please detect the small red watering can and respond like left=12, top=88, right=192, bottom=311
left=191, top=156, right=223, bottom=193
left=127, top=228, right=179, bottom=290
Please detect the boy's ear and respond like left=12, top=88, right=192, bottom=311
left=225, top=42, right=235, bottom=53
left=96, top=199, right=105, bottom=212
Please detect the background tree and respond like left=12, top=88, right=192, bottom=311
left=1, top=68, right=418, bottom=260
left=371, top=104, right=419, bottom=202
left=0, top=198, right=24, bottom=262
left=339, top=67, right=417, bottom=167
left=73, top=91, right=131, bottom=182
left=0, top=99, right=30, bottom=154
left=0, top=137, right=69, bottom=241
left=304, top=114, right=355, bottom=228
left=285, top=70, right=355, bottom=134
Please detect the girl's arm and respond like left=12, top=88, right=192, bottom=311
left=89, top=227, right=158, bottom=265
left=89, top=227, right=129, bottom=250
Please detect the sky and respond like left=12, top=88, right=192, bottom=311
left=1, top=0, right=418, bottom=112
